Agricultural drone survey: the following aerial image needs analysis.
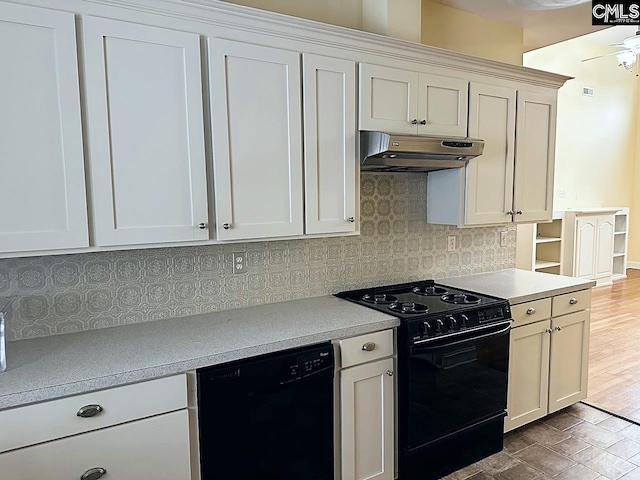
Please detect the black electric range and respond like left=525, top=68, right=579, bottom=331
left=337, top=280, right=512, bottom=480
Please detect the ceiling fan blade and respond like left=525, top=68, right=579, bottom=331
left=582, top=51, right=632, bottom=62
left=609, top=43, right=626, bottom=47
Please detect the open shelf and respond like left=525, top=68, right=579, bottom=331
left=535, top=260, right=561, bottom=270
left=537, top=265, right=561, bottom=275
left=614, top=253, right=625, bottom=258
left=536, top=236, right=561, bottom=244
left=615, top=214, right=628, bottom=233
left=615, top=231, right=627, bottom=235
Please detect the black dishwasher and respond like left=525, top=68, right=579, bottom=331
left=197, top=342, right=335, bottom=480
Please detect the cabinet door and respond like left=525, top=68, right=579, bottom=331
left=549, top=310, right=590, bottom=413
left=341, top=357, right=395, bottom=480
left=417, top=73, right=468, bottom=137
left=505, top=320, right=551, bottom=432
left=303, top=54, right=358, bottom=234
left=0, top=410, right=191, bottom=480
left=209, top=39, right=303, bottom=240
left=83, top=17, right=209, bottom=246
left=595, top=215, right=615, bottom=279
left=513, top=92, right=557, bottom=223
left=574, top=216, right=597, bottom=279
left=359, top=63, right=419, bottom=134
left=0, top=3, right=88, bottom=254
left=466, top=83, right=517, bottom=225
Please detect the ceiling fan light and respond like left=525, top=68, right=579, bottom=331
left=617, top=51, right=637, bottom=69
left=507, top=0, right=590, bottom=10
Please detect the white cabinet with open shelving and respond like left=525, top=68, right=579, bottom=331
left=612, top=208, right=630, bottom=280
left=516, top=212, right=563, bottom=275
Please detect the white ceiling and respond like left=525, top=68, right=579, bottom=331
left=584, top=25, right=637, bottom=45
left=431, top=0, right=609, bottom=50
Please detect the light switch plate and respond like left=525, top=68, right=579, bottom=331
left=500, top=231, right=508, bottom=247
left=233, top=252, right=246, bottom=274
left=447, top=235, right=456, bottom=252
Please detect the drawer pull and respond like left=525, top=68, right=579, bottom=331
left=526, top=308, right=536, bottom=315
left=569, top=298, right=578, bottom=305
left=77, top=404, right=104, bottom=418
left=81, top=467, right=107, bottom=480
left=362, top=342, right=376, bottom=352
left=546, top=329, right=552, bottom=334
left=386, top=370, right=394, bottom=377
left=556, top=326, right=562, bottom=332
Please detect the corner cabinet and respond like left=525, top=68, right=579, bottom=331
left=505, top=291, right=591, bottom=432
left=83, top=17, right=209, bottom=246
left=0, top=3, right=88, bottom=254
left=359, top=63, right=468, bottom=137
left=427, top=86, right=557, bottom=227
left=209, top=39, right=304, bottom=240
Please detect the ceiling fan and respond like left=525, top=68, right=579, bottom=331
left=507, top=0, right=590, bottom=10
left=582, top=30, right=640, bottom=71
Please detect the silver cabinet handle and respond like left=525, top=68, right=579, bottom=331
left=81, top=467, right=107, bottom=480
left=546, top=329, right=552, bottom=334
left=348, top=217, right=355, bottom=223
left=362, top=342, right=376, bottom=352
left=419, top=120, right=427, bottom=125
left=556, top=326, right=562, bottom=331
left=77, top=404, right=104, bottom=418
left=506, top=211, right=514, bottom=216
left=222, top=223, right=230, bottom=230
left=516, top=210, right=523, bottom=215
left=198, top=222, right=207, bottom=230
left=386, top=370, right=394, bottom=377
left=410, top=119, right=418, bottom=125
left=526, top=308, right=536, bottom=315
left=569, top=298, right=578, bottom=305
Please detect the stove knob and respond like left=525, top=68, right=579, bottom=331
left=445, top=315, right=458, bottom=330
left=422, top=321, right=435, bottom=336
left=434, top=319, right=444, bottom=333
left=460, top=314, right=469, bottom=327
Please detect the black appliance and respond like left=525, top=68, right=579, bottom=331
left=197, top=343, right=335, bottom=480
left=337, top=280, right=511, bottom=480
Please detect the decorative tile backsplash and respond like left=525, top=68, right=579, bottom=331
left=0, top=174, right=516, bottom=341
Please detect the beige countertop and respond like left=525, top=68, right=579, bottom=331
left=439, top=269, right=596, bottom=305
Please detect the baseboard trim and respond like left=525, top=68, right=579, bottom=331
left=627, top=262, right=640, bottom=269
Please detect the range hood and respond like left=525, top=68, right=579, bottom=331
left=360, top=131, right=485, bottom=173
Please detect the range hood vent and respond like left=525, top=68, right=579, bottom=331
left=360, top=131, right=485, bottom=173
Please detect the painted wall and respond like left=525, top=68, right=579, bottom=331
left=524, top=36, right=639, bottom=262
left=0, top=174, right=516, bottom=341
left=420, top=0, right=524, bottom=65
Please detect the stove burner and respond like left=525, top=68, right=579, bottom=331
left=441, top=293, right=481, bottom=305
left=362, top=293, right=398, bottom=304
left=389, top=302, right=429, bottom=314
left=412, top=285, right=449, bottom=296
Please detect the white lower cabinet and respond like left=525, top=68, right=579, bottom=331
left=505, top=292, right=591, bottom=432
left=0, top=410, right=191, bottom=480
left=339, top=330, right=395, bottom=480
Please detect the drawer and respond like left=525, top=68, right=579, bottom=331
left=339, top=329, right=394, bottom=368
left=552, top=289, right=591, bottom=317
left=0, top=410, right=191, bottom=480
left=511, top=298, right=551, bottom=328
left=0, top=374, right=187, bottom=453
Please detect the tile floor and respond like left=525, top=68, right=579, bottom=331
left=443, top=403, right=640, bottom=480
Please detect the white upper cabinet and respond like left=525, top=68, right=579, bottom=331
left=359, top=64, right=419, bottom=134
left=465, top=83, right=517, bottom=225
left=360, top=64, right=468, bottom=137
left=417, top=73, right=468, bottom=137
left=209, top=39, right=304, bottom=240
left=513, top=92, right=557, bottom=224
left=0, top=3, right=88, bottom=254
left=83, top=17, right=209, bottom=246
left=303, top=54, right=358, bottom=235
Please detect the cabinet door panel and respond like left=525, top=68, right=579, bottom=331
left=303, top=54, right=357, bottom=234
left=341, top=357, right=394, bottom=480
left=84, top=17, right=208, bottom=246
left=513, top=92, right=557, bottom=223
left=417, top=74, right=468, bottom=137
left=359, top=63, right=419, bottom=134
left=0, top=410, right=191, bottom=480
left=466, top=84, right=516, bottom=225
left=0, top=3, right=88, bottom=253
left=210, top=39, right=303, bottom=240
left=505, top=320, right=551, bottom=432
left=575, top=217, right=597, bottom=279
left=595, top=216, right=614, bottom=278
left=549, top=311, right=590, bottom=413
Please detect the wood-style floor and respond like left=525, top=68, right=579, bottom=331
left=586, top=269, right=640, bottom=419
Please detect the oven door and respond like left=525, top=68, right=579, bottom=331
left=407, top=320, right=510, bottom=449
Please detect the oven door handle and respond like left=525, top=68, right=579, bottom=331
left=411, top=321, right=511, bottom=351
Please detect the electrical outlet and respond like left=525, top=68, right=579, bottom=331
left=559, top=190, right=567, bottom=199
left=500, top=231, right=508, bottom=247
left=447, top=235, right=456, bottom=252
left=233, top=252, right=246, bottom=274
